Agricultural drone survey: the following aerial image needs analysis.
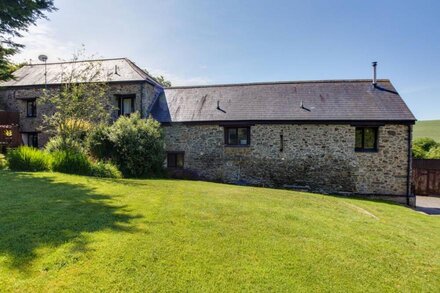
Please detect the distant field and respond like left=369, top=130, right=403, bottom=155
left=413, top=120, right=440, bottom=141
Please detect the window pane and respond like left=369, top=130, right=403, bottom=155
left=26, top=133, right=38, bottom=148
left=32, top=135, right=38, bottom=148
left=167, top=153, right=176, bottom=167
left=27, top=100, right=36, bottom=117
left=237, top=128, right=248, bottom=145
left=176, top=153, right=184, bottom=168
left=123, top=98, right=132, bottom=115
left=28, top=133, right=33, bottom=146
left=364, top=128, right=376, bottom=149
left=355, top=128, right=363, bottom=149
left=228, top=128, right=238, bottom=145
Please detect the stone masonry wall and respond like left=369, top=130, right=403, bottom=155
left=164, top=123, right=410, bottom=196
left=0, top=81, right=155, bottom=147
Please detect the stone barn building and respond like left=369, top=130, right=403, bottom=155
left=0, top=58, right=416, bottom=203
left=0, top=58, right=162, bottom=148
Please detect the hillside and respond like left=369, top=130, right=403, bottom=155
left=413, top=120, right=440, bottom=141
left=0, top=171, right=438, bottom=291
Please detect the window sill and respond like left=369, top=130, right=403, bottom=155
left=224, top=144, right=250, bottom=148
left=355, top=148, right=378, bottom=153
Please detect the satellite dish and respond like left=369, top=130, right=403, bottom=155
left=38, top=54, right=48, bottom=62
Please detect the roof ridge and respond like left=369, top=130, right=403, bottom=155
left=123, top=58, right=162, bottom=87
left=23, top=57, right=128, bottom=66
left=167, top=79, right=391, bottom=89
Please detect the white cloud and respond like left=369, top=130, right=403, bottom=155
left=11, top=23, right=77, bottom=64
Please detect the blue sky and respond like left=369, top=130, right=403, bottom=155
left=13, top=0, right=440, bottom=120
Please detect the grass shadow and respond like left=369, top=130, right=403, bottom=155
left=0, top=171, right=140, bottom=270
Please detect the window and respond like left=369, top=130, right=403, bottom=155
left=167, top=152, right=184, bottom=168
left=355, top=127, right=378, bottom=152
left=118, top=95, right=135, bottom=116
left=21, top=132, right=38, bottom=148
left=225, top=127, right=250, bottom=146
left=26, top=99, right=37, bottom=117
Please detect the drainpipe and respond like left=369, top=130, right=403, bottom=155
left=140, top=83, right=144, bottom=118
left=406, top=124, right=412, bottom=206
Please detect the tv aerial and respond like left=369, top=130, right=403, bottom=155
left=38, top=54, right=48, bottom=87
left=38, top=54, right=48, bottom=62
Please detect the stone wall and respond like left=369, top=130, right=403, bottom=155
left=0, top=81, right=156, bottom=147
left=164, top=123, right=411, bottom=196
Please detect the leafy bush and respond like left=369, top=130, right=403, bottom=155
left=86, top=125, right=113, bottom=160
left=414, top=137, right=439, bottom=152
left=91, top=161, right=122, bottom=178
left=413, top=137, right=440, bottom=159
left=0, top=154, right=7, bottom=169
left=426, top=146, right=440, bottom=159
left=412, top=145, right=426, bottom=159
left=7, top=146, right=51, bottom=171
left=51, top=150, right=93, bottom=176
left=45, top=136, right=83, bottom=153
left=88, top=113, right=165, bottom=177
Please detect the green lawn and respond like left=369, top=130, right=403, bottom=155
left=414, top=120, right=440, bottom=141
left=0, top=171, right=439, bottom=292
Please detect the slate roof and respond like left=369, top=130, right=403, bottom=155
left=150, top=79, right=415, bottom=123
left=0, top=58, right=160, bottom=87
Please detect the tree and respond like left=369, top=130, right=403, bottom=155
left=155, top=75, right=172, bottom=87
left=143, top=69, right=172, bottom=87
left=0, top=0, right=56, bottom=81
left=40, top=50, right=113, bottom=147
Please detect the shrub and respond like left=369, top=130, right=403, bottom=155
left=88, top=113, right=165, bottom=178
left=413, top=137, right=440, bottom=159
left=45, top=136, right=83, bottom=153
left=91, top=161, right=122, bottom=178
left=426, top=146, right=440, bottom=159
left=412, top=145, right=426, bottom=159
left=7, top=146, right=51, bottom=171
left=86, top=125, right=113, bottom=160
left=51, top=150, right=93, bottom=176
left=0, top=154, right=7, bottom=169
left=413, top=137, right=439, bottom=152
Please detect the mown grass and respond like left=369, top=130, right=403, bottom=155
left=414, top=120, right=440, bottom=141
left=0, top=171, right=438, bottom=292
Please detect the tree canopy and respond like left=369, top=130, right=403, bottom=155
left=143, top=69, right=172, bottom=87
left=0, top=0, right=56, bottom=80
